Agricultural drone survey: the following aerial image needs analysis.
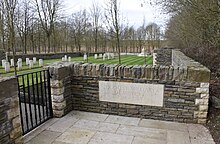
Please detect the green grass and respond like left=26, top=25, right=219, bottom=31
left=0, top=55, right=152, bottom=77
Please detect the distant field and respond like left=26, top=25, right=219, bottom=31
left=0, top=55, right=152, bottom=76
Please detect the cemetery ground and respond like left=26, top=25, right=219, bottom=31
left=0, top=55, right=153, bottom=77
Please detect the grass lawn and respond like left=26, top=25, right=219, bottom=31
left=0, top=55, right=152, bottom=77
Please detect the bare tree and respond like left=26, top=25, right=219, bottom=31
left=90, top=1, right=102, bottom=52
left=34, top=0, right=61, bottom=53
left=4, top=0, right=17, bottom=75
left=105, top=0, right=122, bottom=64
left=16, top=0, right=33, bottom=54
left=70, top=9, right=88, bottom=52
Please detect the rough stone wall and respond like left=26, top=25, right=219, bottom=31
left=49, top=62, right=210, bottom=123
left=172, top=49, right=204, bottom=68
left=0, top=77, right=23, bottom=144
left=154, top=48, right=173, bottom=66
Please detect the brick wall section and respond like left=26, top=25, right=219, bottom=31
left=48, top=61, right=210, bottom=123
left=0, top=77, right=23, bottom=143
left=154, top=48, right=173, bottom=66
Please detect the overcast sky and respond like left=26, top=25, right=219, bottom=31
left=63, top=0, right=170, bottom=29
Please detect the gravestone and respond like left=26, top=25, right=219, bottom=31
left=62, top=57, right=65, bottom=62
left=10, top=59, right=14, bottom=67
left=39, top=59, right=43, bottom=67
left=103, top=53, right=106, bottom=60
left=29, top=60, right=33, bottom=69
left=68, top=57, right=71, bottom=62
left=94, top=54, right=98, bottom=59
left=26, top=58, right=29, bottom=65
left=4, top=62, right=10, bottom=73
left=33, top=57, right=37, bottom=64
left=64, top=55, right=67, bottom=61
left=111, top=53, right=115, bottom=59
left=18, top=58, right=22, bottom=63
left=84, top=54, right=87, bottom=61
left=99, top=54, right=102, bottom=59
left=17, top=60, right=22, bottom=71
left=2, top=59, right=6, bottom=68
left=107, top=53, right=111, bottom=59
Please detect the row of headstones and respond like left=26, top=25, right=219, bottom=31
left=84, top=53, right=115, bottom=61
left=2, top=58, right=44, bottom=73
left=61, top=55, right=71, bottom=62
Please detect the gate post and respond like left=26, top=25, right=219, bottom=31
left=0, top=77, right=23, bottom=143
left=48, top=64, right=72, bottom=118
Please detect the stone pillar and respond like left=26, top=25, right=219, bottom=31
left=0, top=77, right=23, bottom=144
left=194, top=83, right=210, bottom=124
left=49, top=65, right=71, bottom=118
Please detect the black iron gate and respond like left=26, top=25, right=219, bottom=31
left=17, top=69, right=53, bottom=135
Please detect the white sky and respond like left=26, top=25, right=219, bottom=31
left=63, top=0, right=170, bottom=29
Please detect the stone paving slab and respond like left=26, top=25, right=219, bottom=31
left=23, top=111, right=215, bottom=144
left=26, top=130, right=61, bottom=144
left=88, top=132, right=134, bottom=144
left=54, top=127, right=96, bottom=144
left=105, top=115, right=140, bottom=126
left=69, top=110, right=109, bottom=122
left=139, top=119, right=188, bottom=132
left=46, top=116, right=79, bottom=133
left=167, top=130, right=190, bottom=144
left=116, top=125, right=167, bottom=140
left=23, top=118, right=59, bottom=143
left=73, top=119, right=119, bottom=133
left=132, top=136, right=166, bottom=144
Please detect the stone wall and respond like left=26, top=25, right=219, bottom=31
left=48, top=61, right=210, bottom=124
left=154, top=48, right=173, bottom=66
left=172, top=49, right=204, bottom=68
left=0, top=77, right=23, bottom=143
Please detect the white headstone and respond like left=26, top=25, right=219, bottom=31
left=18, top=58, right=22, bottom=63
left=33, top=57, right=37, bottom=64
left=107, top=53, right=111, bottom=59
left=39, top=59, right=43, bottom=67
left=2, top=59, right=6, bottom=68
left=4, top=62, right=10, bottom=73
left=29, top=60, right=33, bottom=69
left=99, top=54, right=103, bottom=59
left=84, top=54, right=87, bottom=61
left=64, top=55, right=67, bottom=61
left=68, top=57, right=71, bottom=62
left=111, top=53, right=115, bottom=59
left=62, top=57, right=65, bottom=62
left=10, top=59, right=14, bottom=67
left=26, top=58, right=29, bottom=65
left=94, top=54, right=98, bottom=59
left=103, top=53, right=106, bottom=60
left=17, top=60, right=22, bottom=71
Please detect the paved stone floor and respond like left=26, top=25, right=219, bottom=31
left=24, top=111, right=215, bottom=144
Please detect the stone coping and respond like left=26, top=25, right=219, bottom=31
left=47, top=61, right=210, bottom=83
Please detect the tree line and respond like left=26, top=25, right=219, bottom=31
left=156, top=0, right=220, bottom=71
left=0, top=0, right=162, bottom=56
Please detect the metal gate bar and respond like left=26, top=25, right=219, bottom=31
left=17, top=69, right=53, bottom=135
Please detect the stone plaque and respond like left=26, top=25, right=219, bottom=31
left=99, top=81, right=164, bottom=107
